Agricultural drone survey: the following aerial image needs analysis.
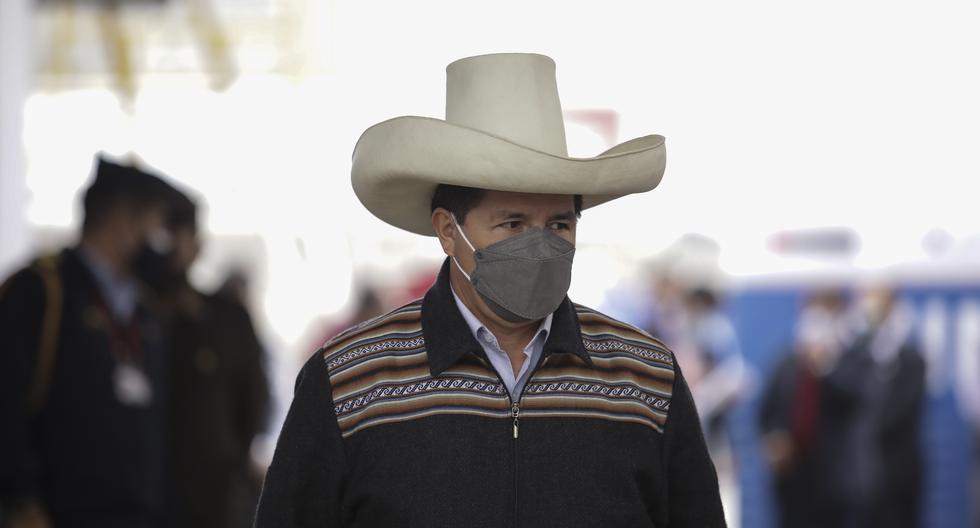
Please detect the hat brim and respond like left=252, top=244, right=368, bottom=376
left=351, top=116, right=666, bottom=236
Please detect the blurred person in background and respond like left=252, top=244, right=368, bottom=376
left=215, top=268, right=252, bottom=307
left=677, top=286, right=750, bottom=521
left=310, top=285, right=385, bottom=353
left=957, top=301, right=980, bottom=527
left=0, top=155, right=174, bottom=528
left=635, top=236, right=750, bottom=452
left=601, top=236, right=747, bottom=524
left=612, top=234, right=719, bottom=349
left=850, top=286, right=925, bottom=528
left=135, top=185, right=270, bottom=528
left=760, top=287, right=925, bottom=528
left=760, top=290, right=853, bottom=528
left=655, top=237, right=750, bottom=526
left=254, top=53, right=725, bottom=527
left=309, top=267, right=440, bottom=357
left=679, top=287, right=750, bottom=435
left=631, top=257, right=688, bottom=346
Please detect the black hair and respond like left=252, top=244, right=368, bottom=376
left=688, top=287, right=719, bottom=309
left=166, top=185, right=198, bottom=230
left=429, top=184, right=583, bottom=225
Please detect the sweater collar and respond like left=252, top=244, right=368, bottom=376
left=422, top=258, right=592, bottom=376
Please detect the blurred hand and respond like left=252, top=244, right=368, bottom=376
left=7, top=501, right=51, bottom=528
left=175, top=285, right=206, bottom=319
left=673, top=342, right=706, bottom=384
left=763, top=430, right=795, bottom=475
left=249, top=456, right=269, bottom=485
left=801, top=343, right=839, bottom=375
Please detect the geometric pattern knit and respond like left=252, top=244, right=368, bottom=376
left=325, top=300, right=675, bottom=439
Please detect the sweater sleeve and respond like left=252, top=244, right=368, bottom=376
left=661, top=360, right=727, bottom=527
left=224, top=299, right=271, bottom=455
left=253, top=350, right=348, bottom=527
left=0, top=269, right=46, bottom=512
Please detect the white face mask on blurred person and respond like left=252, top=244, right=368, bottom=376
left=146, top=227, right=174, bottom=255
left=795, top=307, right=843, bottom=372
left=857, top=289, right=895, bottom=329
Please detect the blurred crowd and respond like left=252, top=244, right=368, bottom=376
left=0, top=155, right=269, bottom=528
left=759, top=287, right=925, bottom=528
left=600, top=234, right=980, bottom=528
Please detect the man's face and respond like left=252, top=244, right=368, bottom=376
left=432, top=190, right=577, bottom=326
left=858, top=287, right=895, bottom=327
left=450, top=190, right=576, bottom=263
left=116, top=203, right=168, bottom=260
left=169, top=225, right=201, bottom=274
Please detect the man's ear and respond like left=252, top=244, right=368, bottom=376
left=431, top=208, right=456, bottom=257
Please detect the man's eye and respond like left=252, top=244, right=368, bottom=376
left=548, top=222, right=570, bottom=231
left=499, top=221, right=522, bottom=229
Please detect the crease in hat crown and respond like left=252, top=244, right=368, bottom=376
left=445, top=53, right=568, bottom=156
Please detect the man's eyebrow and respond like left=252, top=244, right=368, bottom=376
left=491, top=210, right=529, bottom=220
left=489, top=210, right=577, bottom=222
left=548, top=211, right=577, bottom=222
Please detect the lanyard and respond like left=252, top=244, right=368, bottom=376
left=89, top=285, right=144, bottom=366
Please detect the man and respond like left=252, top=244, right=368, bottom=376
left=0, top=155, right=174, bottom=528
left=137, top=187, right=270, bottom=528
left=760, top=291, right=857, bottom=528
left=847, top=287, right=924, bottom=528
left=255, top=53, right=725, bottom=527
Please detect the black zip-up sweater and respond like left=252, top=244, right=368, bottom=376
left=255, top=259, right=725, bottom=527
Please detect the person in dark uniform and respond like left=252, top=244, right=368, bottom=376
left=137, top=186, right=269, bottom=528
left=0, top=155, right=175, bottom=528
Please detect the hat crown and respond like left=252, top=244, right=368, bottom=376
left=446, top=53, right=568, bottom=156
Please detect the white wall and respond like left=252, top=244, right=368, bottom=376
left=0, top=0, right=31, bottom=279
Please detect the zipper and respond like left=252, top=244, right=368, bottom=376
left=510, top=352, right=548, bottom=438
left=480, top=362, right=520, bottom=528
left=512, top=401, right=519, bottom=528
left=510, top=353, right=548, bottom=528
left=479, top=350, right=550, bottom=528
left=512, top=402, right=521, bottom=438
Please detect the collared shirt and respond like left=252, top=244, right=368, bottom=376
left=451, top=286, right=552, bottom=400
left=77, top=246, right=139, bottom=323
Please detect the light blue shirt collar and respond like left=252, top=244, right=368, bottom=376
left=451, top=285, right=552, bottom=399
left=77, top=247, right=139, bottom=323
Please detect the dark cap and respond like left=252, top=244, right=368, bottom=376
left=84, top=155, right=171, bottom=205
left=82, top=154, right=177, bottom=230
left=164, top=182, right=198, bottom=230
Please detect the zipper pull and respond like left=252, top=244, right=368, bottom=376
left=512, top=402, right=520, bottom=439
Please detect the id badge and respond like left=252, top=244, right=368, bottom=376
left=113, top=363, right=153, bottom=407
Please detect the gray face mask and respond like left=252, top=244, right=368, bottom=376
left=452, top=216, right=575, bottom=322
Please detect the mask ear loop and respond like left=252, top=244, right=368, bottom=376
left=451, top=214, right=476, bottom=281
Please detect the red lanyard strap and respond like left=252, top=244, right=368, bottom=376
left=89, top=285, right=144, bottom=365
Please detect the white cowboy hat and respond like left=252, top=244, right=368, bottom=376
left=351, top=53, right=666, bottom=236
